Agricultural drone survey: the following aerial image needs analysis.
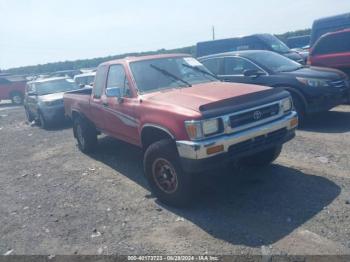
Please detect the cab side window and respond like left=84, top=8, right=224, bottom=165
left=106, top=65, right=131, bottom=97
left=223, top=57, right=259, bottom=75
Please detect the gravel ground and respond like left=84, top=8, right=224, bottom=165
left=0, top=103, right=350, bottom=256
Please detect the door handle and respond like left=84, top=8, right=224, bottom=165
left=103, top=102, right=109, bottom=107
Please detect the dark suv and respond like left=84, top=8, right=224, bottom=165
left=309, top=29, right=350, bottom=77
left=196, top=34, right=304, bottom=64
left=199, top=50, right=350, bottom=122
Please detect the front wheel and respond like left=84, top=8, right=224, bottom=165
left=73, top=116, right=97, bottom=153
left=240, top=145, right=282, bottom=167
left=144, top=139, right=193, bottom=207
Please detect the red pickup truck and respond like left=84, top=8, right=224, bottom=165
left=64, top=54, right=298, bottom=206
left=0, top=76, right=26, bottom=105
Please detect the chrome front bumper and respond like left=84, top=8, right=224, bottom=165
left=176, top=111, right=298, bottom=160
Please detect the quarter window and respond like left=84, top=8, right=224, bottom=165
left=223, top=57, right=259, bottom=75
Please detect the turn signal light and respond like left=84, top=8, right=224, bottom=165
left=290, top=117, right=298, bottom=128
left=206, top=145, right=224, bottom=155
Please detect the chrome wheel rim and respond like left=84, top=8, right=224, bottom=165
left=152, top=158, right=178, bottom=194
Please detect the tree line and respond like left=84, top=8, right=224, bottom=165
left=3, top=29, right=310, bottom=76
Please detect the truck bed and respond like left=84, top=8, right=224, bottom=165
left=63, top=87, right=92, bottom=118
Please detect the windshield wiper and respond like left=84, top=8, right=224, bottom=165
left=150, top=64, right=192, bottom=87
left=182, top=63, right=221, bottom=81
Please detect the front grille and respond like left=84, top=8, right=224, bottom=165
left=328, top=79, right=347, bottom=89
left=228, top=128, right=287, bottom=156
left=229, top=103, right=280, bottom=128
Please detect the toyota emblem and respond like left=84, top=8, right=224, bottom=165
left=253, top=110, right=262, bottom=120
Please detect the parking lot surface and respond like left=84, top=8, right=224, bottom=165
left=0, top=103, right=350, bottom=255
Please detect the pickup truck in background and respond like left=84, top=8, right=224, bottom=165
left=0, top=77, right=26, bottom=105
left=64, top=54, right=298, bottom=206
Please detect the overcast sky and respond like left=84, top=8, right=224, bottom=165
left=0, top=0, right=349, bottom=69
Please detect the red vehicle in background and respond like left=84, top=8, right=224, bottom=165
left=308, top=29, right=350, bottom=77
left=0, top=75, right=26, bottom=105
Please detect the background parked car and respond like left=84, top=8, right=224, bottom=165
left=24, top=77, right=79, bottom=128
left=196, top=33, right=305, bottom=64
left=309, top=29, right=350, bottom=77
left=310, top=12, right=350, bottom=47
left=73, top=71, right=96, bottom=87
left=0, top=75, right=26, bottom=105
left=199, top=50, right=350, bottom=122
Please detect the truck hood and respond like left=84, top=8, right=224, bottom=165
left=142, top=82, right=271, bottom=113
left=39, top=92, right=65, bottom=101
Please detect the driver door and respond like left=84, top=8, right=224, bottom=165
left=103, top=64, right=139, bottom=145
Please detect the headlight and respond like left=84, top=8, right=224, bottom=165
left=281, top=98, right=292, bottom=113
left=202, top=119, right=219, bottom=136
left=296, top=77, right=329, bottom=87
left=185, top=118, right=221, bottom=140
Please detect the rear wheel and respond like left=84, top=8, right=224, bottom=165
left=11, top=93, right=23, bottom=105
left=240, top=145, right=282, bottom=167
left=73, top=116, right=97, bottom=153
left=144, top=139, right=193, bottom=207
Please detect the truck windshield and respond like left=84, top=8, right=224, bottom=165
left=259, top=34, right=291, bottom=54
left=130, top=57, right=217, bottom=93
left=35, top=79, right=78, bottom=95
left=245, top=52, right=302, bottom=73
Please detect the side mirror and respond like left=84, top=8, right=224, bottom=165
left=106, top=87, right=123, bottom=98
left=243, top=69, right=265, bottom=78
